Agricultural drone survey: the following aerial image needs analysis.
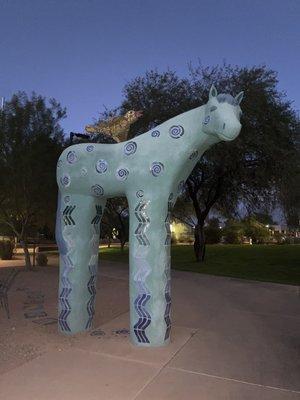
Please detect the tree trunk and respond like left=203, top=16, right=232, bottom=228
left=120, top=236, right=126, bottom=251
left=21, top=240, right=33, bottom=270
left=194, top=222, right=206, bottom=262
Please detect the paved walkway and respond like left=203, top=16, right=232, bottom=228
left=0, top=261, right=299, bottom=399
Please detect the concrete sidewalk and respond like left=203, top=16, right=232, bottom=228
left=0, top=261, right=299, bottom=399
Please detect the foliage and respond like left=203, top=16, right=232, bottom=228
left=204, top=218, right=222, bottom=244
left=242, top=217, right=271, bottom=244
left=0, top=92, right=65, bottom=269
left=36, top=252, right=48, bottom=266
left=280, top=171, right=300, bottom=229
left=0, top=240, right=14, bottom=260
left=101, top=197, right=129, bottom=250
left=253, top=212, right=276, bottom=226
left=223, top=220, right=245, bottom=244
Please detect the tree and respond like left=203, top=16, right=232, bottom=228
left=0, top=92, right=65, bottom=269
left=101, top=197, right=129, bottom=250
left=112, top=65, right=299, bottom=262
left=204, top=218, right=222, bottom=244
left=253, top=212, right=276, bottom=226
left=280, top=171, right=300, bottom=230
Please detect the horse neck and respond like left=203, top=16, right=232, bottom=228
left=170, top=105, right=218, bottom=154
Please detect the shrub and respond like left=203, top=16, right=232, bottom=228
left=36, top=253, right=48, bottom=266
left=223, top=220, right=245, bottom=244
left=205, top=226, right=222, bottom=244
left=0, top=240, right=14, bottom=260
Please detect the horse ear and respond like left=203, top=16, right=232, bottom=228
left=209, top=85, right=218, bottom=99
left=235, top=91, right=244, bottom=105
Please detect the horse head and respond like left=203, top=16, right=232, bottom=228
left=202, top=85, right=243, bottom=142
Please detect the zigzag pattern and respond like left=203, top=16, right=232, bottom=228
left=164, top=198, right=173, bottom=245
left=134, top=201, right=150, bottom=245
left=133, top=293, right=151, bottom=343
left=58, top=202, right=75, bottom=332
left=85, top=263, right=97, bottom=329
left=164, top=280, right=171, bottom=340
left=164, top=199, right=172, bottom=340
left=63, top=205, right=76, bottom=225
left=58, top=255, right=73, bottom=332
left=59, top=288, right=72, bottom=331
left=133, top=200, right=151, bottom=343
left=91, top=205, right=102, bottom=234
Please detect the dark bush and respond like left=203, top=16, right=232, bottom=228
left=36, top=253, right=48, bottom=266
left=0, top=241, right=14, bottom=260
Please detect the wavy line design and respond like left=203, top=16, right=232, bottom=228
left=134, top=201, right=150, bottom=245
left=85, top=263, right=98, bottom=329
left=133, top=293, right=151, bottom=343
left=85, top=226, right=99, bottom=329
left=133, top=200, right=151, bottom=344
left=56, top=194, right=76, bottom=332
left=58, top=241, right=74, bottom=332
left=164, top=194, right=173, bottom=341
left=164, top=194, right=173, bottom=245
left=164, top=269, right=171, bottom=341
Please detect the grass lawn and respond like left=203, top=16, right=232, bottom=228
left=99, top=244, right=300, bottom=286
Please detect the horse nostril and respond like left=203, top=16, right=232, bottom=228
left=223, top=123, right=226, bottom=130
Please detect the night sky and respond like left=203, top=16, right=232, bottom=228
left=1, top=0, right=299, bottom=134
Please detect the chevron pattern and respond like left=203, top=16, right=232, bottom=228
left=133, top=200, right=151, bottom=344
left=164, top=278, right=171, bottom=341
left=164, top=196, right=173, bottom=245
left=164, top=198, right=172, bottom=340
left=133, top=293, right=151, bottom=343
left=58, top=254, right=73, bottom=332
left=91, top=205, right=102, bottom=234
left=134, top=201, right=150, bottom=245
left=63, top=205, right=76, bottom=225
left=85, top=263, right=98, bottom=329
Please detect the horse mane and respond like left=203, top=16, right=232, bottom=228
left=217, top=93, right=238, bottom=106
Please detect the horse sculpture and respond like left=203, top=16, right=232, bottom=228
left=56, top=85, right=243, bottom=347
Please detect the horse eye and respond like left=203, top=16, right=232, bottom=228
left=210, top=106, right=217, bottom=112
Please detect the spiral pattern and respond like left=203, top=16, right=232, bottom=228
left=91, top=184, right=104, bottom=197
left=67, top=151, right=77, bottom=164
left=95, top=159, right=108, bottom=174
left=169, top=125, right=184, bottom=139
left=116, top=168, right=129, bottom=181
left=136, top=190, right=144, bottom=198
left=64, top=196, right=70, bottom=204
left=86, top=144, right=94, bottom=152
left=57, top=160, right=63, bottom=168
left=151, top=130, right=160, bottom=137
left=189, top=150, right=198, bottom=160
left=60, top=174, right=71, bottom=187
left=124, top=141, right=137, bottom=156
left=150, top=162, right=164, bottom=177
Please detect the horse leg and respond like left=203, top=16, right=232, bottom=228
left=128, top=192, right=174, bottom=347
left=56, top=192, right=105, bottom=334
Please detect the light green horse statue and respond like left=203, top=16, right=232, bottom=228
left=56, top=85, right=243, bottom=347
